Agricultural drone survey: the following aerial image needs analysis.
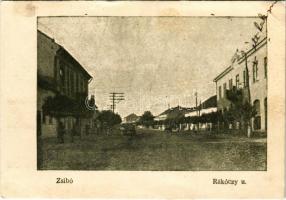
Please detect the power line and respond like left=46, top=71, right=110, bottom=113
left=109, top=92, right=125, bottom=113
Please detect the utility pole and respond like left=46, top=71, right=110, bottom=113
left=166, top=96, right=170, bottom=109
left=199, top=100, right=202, bottom=117
left=195, top=91, right=198, bottom=115
left=109, top=92, right=125, bottom=113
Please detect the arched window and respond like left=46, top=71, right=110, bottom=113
left=253, top=99, right=261, bottom=130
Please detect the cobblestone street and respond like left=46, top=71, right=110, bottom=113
left=40, top=128, right=266, bottom=171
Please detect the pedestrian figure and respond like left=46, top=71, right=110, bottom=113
left=103, top=122, right=108, bottom=135
left=58, top=121, right=65, bottom=144
left=107, top=126, right=111, bottom=135
left=85, top=124, right=90, bottom=135
left=71, top=124, right=76, bottom=143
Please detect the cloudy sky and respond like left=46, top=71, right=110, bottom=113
left=38, top=16, right=261, bottom=117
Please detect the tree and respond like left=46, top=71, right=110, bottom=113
left=225, top=88, right=256, bottom=135
left=138, top=111, right=154, bottom=128
left=42, top=93, right=96, bottom=140
left=42, top=94, right=76, bottom=118
left=97, top=110, right=122, bottom=128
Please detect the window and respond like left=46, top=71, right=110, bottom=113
left=253, top=99, right=261, bottom=130
left=70, top=70, right=73, bottom=96
left=235, top=74, right=239, bottom=88
left=75, top=74, right=79, bottom=94
left=66, top=68, right=69, bottom=95
left=43, top=115, right=46, bottom=124
left=229, top=79, right=233, bottom=90
left=264, top=57, right=267, bottom=78
left=54, top=57, right=58, bottom=80
left=223, top=83, right=227, bottom=97
left=253, top=99, right=261, bottom=115
left=81, top=79, right=84, bottom=93
left=82, top=80, right=86, bottom=93
left=68, top=69, right=71, bottom=96
left=83, top=81, right=87, bottom=93
left=253, top=57, right=258, bottom=82
left=78, top=75, right=81, bottom=93
left=71, top=71, right=74, bottom=96
left=59, top=68, right=63, bottom=77
left=59, top=62, right=65, bottom=93
left=218, top=86, right=222, bottom=99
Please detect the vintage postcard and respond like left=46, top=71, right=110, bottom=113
left=0, top=1, right=285, bottom=198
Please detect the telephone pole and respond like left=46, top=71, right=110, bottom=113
left=195, top=91, right=198, bottom=115
left=109, top=92, right=125, bottom=113
left=195, top=92, right=198, bottom=107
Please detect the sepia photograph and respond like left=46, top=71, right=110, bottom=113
left=1, top=1, right=285, bottom=198
left=37, top=16, right=268, bottom=171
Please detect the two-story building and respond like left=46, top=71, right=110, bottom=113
left=37, top=30, right=93, bottom=137
left=213, top=37, right=267, bottom=132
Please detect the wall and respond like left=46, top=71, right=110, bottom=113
left=37, top=87, right=57, bottom=137
left=246, top=44, right=267, bottom=131
left=215, top=41, right=267, bottom=131
left=37, top=30, right=93, bottom=138
left=37, top=31, right=60, bottom=78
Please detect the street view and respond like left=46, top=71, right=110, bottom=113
left=37, top=16, right=267, bottom=170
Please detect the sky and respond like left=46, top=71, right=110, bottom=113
left=38, top=16, right=262, bottom=118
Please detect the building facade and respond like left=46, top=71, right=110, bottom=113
left=37, top=30, right=93, bottom=137
left=213, top=37, right=267, bottom=131
left=123, top=113, right=140, bottom=124
left=184, top=95, right=217, bottom=131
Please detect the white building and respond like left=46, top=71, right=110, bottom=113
left=213, top=37, right=267, bottom=132
left=184, top=96, right=217, bottom=131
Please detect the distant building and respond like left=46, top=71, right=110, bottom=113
left=213, top=37, right=267, bottom=131
left=124, top=113, right=140, bottom=124
left=37, top=30, right=93, bottom=137
left=184, top=95, right=217, bottom=130
left=154, top=96, right=217, bottom=131
left=154, top=114, right=167, bottom=122
left=155, top=106, right=192, bottom=130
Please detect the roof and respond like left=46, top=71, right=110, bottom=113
left=158, top=95, right=217, bottom=118
left=213, top=66, right=233, bottom=82
left=237, top=37, right=267, bottom=64
left=125, top=113, right=139, bottom=119
left=124, top=113, right=140, bottom=123
left=158, top=106, right=193, bottom=116
left=37, top=30, right=92, bottom=80
left=57, top=48, right=92, bottom=80
left=200, top=95, right=217, bottom=109
left=213, top=37, right=267, bottom=82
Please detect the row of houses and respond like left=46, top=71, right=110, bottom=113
left=37, top=30, right=95, bottom=137
left=152, top=23, right=267, bottom=133
left=154, top=95, right=217, bottom=131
